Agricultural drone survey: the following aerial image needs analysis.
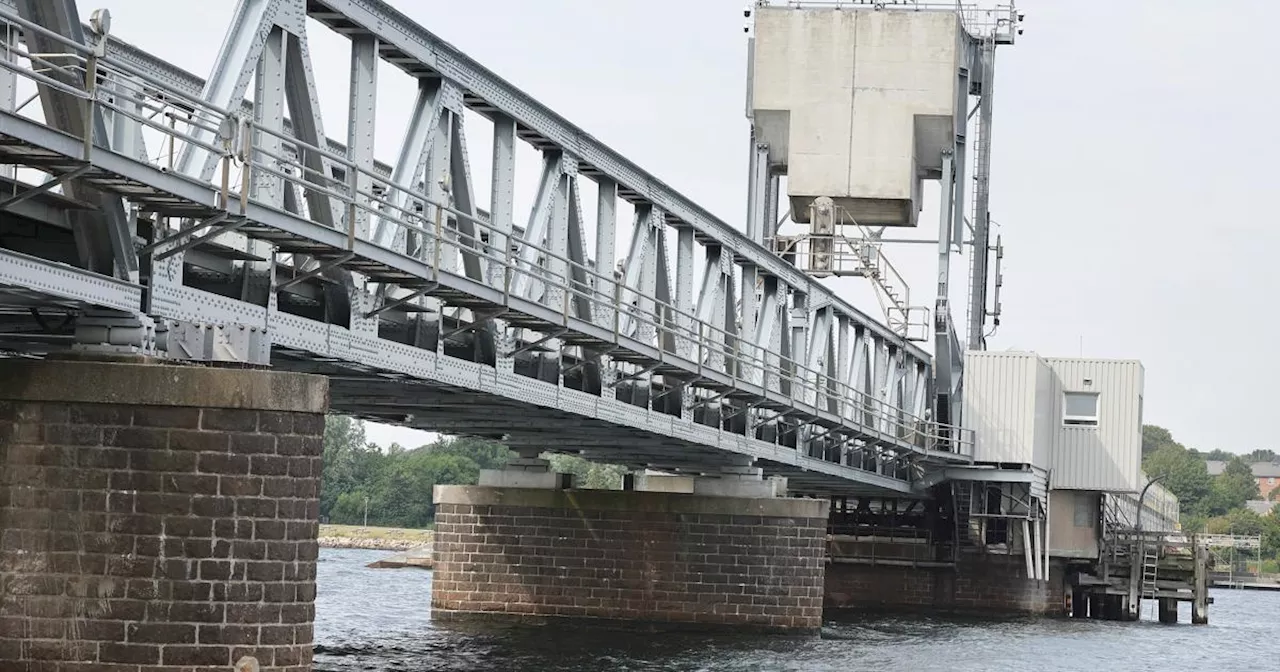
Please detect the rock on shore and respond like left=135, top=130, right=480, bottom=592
left=316, top=536, right=422, bottom=551
left=366, top=545, right=434, bottom=569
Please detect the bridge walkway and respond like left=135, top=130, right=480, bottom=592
left=0, top=2, right=971, bottom=496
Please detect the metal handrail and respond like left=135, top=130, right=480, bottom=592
left=0, top=10, right=975, bottom=460
left=758, top=1, right=1019, bottom=40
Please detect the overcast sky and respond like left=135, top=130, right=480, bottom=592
left=95, top=0, right=1278, bottom=454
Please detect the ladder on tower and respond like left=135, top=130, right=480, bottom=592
left=951, top=481, right=977, bottom=559
left=966, top=34, right=997, bottom=347
left=1140, top=542, right=1160, bottom=602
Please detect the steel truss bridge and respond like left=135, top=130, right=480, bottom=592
left=0, top=0, right=987, bottom=496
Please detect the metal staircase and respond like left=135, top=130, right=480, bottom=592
left=851, top=239, right=913, bottom=336
left=778, top=199, right=930, bottom=342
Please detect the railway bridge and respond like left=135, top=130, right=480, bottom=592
left=0, top=1, right=1053, bottom=668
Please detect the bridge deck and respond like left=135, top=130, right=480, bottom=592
left=0, top=2, right=971, bottom=496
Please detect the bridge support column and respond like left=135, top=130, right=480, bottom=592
left=1157, top=598, right=1178, bottom=624
left=0, top=356, right=328, bottom=671
left=692, top=466, right=787, bottom=499
left=479, top=457, right=571, bottom=490
left=824, top=554, right=1066, bottom=617
left=1088, top=592, right=1105, bottom=619
left=431, top=485, right=829, bottom=632
left=622, top=464, right=787, bottom=499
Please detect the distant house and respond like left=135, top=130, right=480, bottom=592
left=1205, top=460, right=1280, bottom=501
left=1244, top=500, right=1276, bottom=516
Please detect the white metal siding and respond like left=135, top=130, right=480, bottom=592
left=1046, top=358, right=1144, bottom=492
left=1032, top=358, right=1054, bottom=469
left=962, top=351, right=1040, bottom=464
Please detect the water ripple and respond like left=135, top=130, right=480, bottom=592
left=315, top=549, right=1271, bottom=672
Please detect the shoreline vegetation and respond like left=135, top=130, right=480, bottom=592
left=315, top=418, right=1279, bottom=572
left=319, top=417, right=626, bottom=531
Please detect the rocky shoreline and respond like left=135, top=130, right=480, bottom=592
left=317, top=536, right=424, bottom=551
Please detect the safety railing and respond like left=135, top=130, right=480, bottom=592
left=0, top=7, right=974, bottom=459
left=773, top=228, right=931, bottom=342
left=758, top=1, right=1020, bottom=41
left=1104, top=484, right=1180, bottom=535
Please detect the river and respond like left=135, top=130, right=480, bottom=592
left=314, top=548, right=1271, bottom=671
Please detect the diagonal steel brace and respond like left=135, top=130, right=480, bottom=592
left=442, top=308, right=509, bottom=340
left=364, top=284, right=438, bottom=318
left=609, top=362, right=661, bottom=388
left=138, top=213, right=229, bottom=256
left=277, top=252, right=355, bottom=291
left=0, top=164, right=91, bottom=211
left=562, top=346, right=616, bottom=376
left=151, top=215, right=250, bottom=261
left=509, top=328, right=568, bottom=357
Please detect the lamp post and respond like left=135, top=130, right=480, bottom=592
left=1134, top=472, right=1169, bottom=532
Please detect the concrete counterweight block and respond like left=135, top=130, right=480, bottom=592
left=0, top=356, right=329, bottom=671
left=751, top=7, right=964, bottom=227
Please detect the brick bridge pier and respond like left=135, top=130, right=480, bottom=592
left=0, top=356, right=328, bottom=671
left=431, top=482, right=830, bottom=632
left=1, top=357, right=1067, bottom=670
left=431, top=467, right=1067, bottom=631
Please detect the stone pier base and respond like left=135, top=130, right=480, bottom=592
left=824, top=555, right=1067, bottom=616
left=0, top=357, right=328, bottom=671
left=430, top=485, right=829, bottom=632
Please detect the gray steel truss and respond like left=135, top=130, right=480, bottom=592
left=0, top=0, right=977, bottom=496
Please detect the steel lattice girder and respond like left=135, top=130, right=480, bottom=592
left=0, top=0, right=973, bottom=495
left=29, top=0, right=928, bottom=370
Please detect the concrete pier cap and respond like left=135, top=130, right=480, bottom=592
left=0, top=355, right=330, bottom=671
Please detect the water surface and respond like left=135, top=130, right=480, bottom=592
left=314, top=548, right=1272, bottom=671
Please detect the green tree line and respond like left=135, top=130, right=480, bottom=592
left=319, top=416, right=1280, bottom=570
left=320, top=416, right=626, bottom=528
left=1141, top=424, right=1280, bottom=569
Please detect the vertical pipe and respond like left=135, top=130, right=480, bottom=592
left=1021, top=519, right=1034, bottom=580
left=1034, top=514, right=1045, bottom=581
left=1043, top=492, right=1051, bottom=582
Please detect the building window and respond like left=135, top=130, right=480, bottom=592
left=1063, top=391, right=1100, bottom=427
left=1270, top=477, right=1276, bottom=486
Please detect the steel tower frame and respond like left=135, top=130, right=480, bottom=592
left=0, top=0, right=982, bottom=495
left=744, top=0, right=1019, bottom=431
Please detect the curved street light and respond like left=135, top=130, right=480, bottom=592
left=1134, top=472, right=1170, bottom=532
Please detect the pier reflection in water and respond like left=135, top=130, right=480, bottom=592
left=315, top=549, right=1270, bottom=672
